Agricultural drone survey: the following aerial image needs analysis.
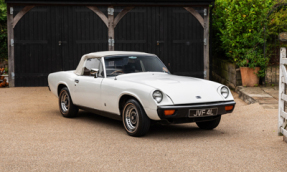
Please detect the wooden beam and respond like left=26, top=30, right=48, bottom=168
left=203, top=7, right=210, bottom=80
left=114, top=7, right=134, bottom=28
left=13, top=6, right=35, bottom=28
left=108, top=6, right=114, bottom=51
left=7, top=4, right=15, bottom=87
left=87, top=6, right=108, bottom=27
left=184, top=7, right=204, bottom=28
left=87, top=6, right=134, bottom=51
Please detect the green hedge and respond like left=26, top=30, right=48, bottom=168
left=266, top=4, right=287, bottom=65
left=212, top=0, right=274, bottom=77
left=0, top=0, right=7, bottom=62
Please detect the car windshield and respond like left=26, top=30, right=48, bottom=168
left=104, top=55, right=170, bottom=77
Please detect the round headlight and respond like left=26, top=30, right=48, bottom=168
left=153, top=90, right=163, bottom=103
left=221, top=86, right=229, bottom=98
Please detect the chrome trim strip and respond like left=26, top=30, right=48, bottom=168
left=158, top=101, right=236, bottom=109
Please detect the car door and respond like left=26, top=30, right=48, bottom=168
left=72, top=57, right=104, bottom=110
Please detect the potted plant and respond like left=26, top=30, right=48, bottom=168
left=238, top=51, right=268, bottom=87
left=0, top=67, right=8, bottom=87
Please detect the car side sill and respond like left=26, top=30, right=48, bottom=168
left=77, top=106, right=122, bottom=121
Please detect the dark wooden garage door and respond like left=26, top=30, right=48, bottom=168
left=14, top=6, right=108, bottom=86
left=115, top=7, right=204, bottom=78
left=14, top=6, right=204, bottom=86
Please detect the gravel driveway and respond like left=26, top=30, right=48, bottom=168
left=0, top=87, right=287, bottom=171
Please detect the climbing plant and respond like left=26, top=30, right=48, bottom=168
left=265, top=3, right=287, bottom=65
left=0, top=0, right=7, bottom=62
left=212, top=0, right=273, bottom=77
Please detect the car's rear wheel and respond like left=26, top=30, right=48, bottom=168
left=196, top=115, right=221, bottom=130
left=122, top=99, right=150, bottom=137
left=59, top=87, right=78, bottom=118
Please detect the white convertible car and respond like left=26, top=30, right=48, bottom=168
left=48, top=51, right=235, bottom=136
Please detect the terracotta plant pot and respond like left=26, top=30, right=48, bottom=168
left=240, top=67, right=260, bottom=87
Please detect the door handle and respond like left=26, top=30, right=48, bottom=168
left=157, top=41, right=164, bottom=45
left=75, top=79, right=79, bottom=83
left=59, top=41, right=67, bottom=46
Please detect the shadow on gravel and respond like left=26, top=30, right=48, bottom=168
left=147, top=124, right=225, bottom=139
left=71, top=110, right=226, bottom=139
left=76, top=110, right=123, bottom=127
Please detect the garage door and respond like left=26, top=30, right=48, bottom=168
left=14, top=6, right=204, bottom=86
left=14, top=6, right=108, bottom=86
left=115, top=7, right=204, bottom=78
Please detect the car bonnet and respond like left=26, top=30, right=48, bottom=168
left=117, top=73, right=227, bottom=105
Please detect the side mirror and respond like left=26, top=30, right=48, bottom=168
left=90, top=68, right=99, bottom=78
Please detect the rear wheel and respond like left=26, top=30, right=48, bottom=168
left=196, top=115, right=221, bottom=130
left=122, top=99, right=150, bottom=137
left=59, top=87, right=78, bottom=118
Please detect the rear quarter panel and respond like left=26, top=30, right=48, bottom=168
left=48, top=71, right=76, bottom=99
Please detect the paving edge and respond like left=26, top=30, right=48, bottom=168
left=235, top=86, right=257, bottom=105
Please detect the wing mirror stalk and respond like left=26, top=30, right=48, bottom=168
left=90, top=68, right=99, bottom=78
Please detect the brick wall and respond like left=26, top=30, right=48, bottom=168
left=265, top=65, right=279, bottom=86
left=211, top=58, right=242, bottom=90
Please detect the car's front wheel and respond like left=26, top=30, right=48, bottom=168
left=196, top=115, right=221, bottom=130
left=59, top=87, right=79, bottom=118
left=122, top=99, right=150, bottom=137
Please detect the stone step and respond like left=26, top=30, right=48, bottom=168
left=236, top=86, right=279, bottom=109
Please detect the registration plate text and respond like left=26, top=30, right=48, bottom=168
left=188, top=108, right=218, bottom=117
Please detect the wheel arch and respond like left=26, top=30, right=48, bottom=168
left=57, top=83, right=68, bottom=97
left=118, top=94, right=146, bottom=117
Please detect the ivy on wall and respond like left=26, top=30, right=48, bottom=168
left=212, top=0, right=274, bottom=77
left=0, top=0, right=7, bottom=62
left=267, top=5, right=287, bottom=65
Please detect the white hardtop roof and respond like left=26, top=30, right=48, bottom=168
left=85, top=51, right=155, bottom=58
left=75, top=51, right=156, bottom=75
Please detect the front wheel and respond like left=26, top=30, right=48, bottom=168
left=59, top=87, right=79, bottom=118
left=122, top=99, right=150, bottom=137
left=196, top=115, right=221, bottom=130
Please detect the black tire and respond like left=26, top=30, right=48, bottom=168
left=58, top=87, right=79, bottom=118
left=196, top=115, right=221, bottom=130
left=122, top=99, right=151, bottom=137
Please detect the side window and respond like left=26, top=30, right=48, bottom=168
left=83, top=58, right=103, bottom=77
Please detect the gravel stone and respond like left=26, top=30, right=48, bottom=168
left=0, top=87, right=286, bottom=171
